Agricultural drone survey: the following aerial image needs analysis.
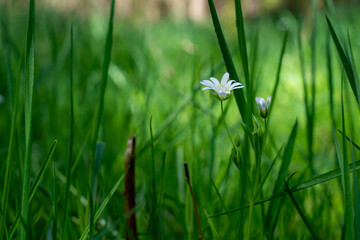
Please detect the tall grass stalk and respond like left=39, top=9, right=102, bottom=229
left=20, top=0, right=35, bottom=238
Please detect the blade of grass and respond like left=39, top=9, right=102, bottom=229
left=64, top=25, right=74, bottom=238
left=350, top=138, right=360, bottom=239
left=326, top=16, right=360, bottom=106
left=8, top=140, right=57, bottom=239
left=268, top=30, right=288, bottom=124
left=339, top=75, right=355, bottom=239
left=254, top=144, right=284, bottom=200
left=20, top=0, right=35, bottom=238
left=90, top=0, right=115, bottom=204
left=79, top=169, right=128, bottom=240
left=337, top=129, right=360, bottom=151
left=207, top=160, right=360, bottom=218
left=284, top=180, right=318, bottom=239
left=326, top=30, right=335, bottom=123
left=265, top=120, right=298, bottom=237
left=52, top=163, right=58, bottom=240
left=207, top=0, right=247, bottom=121
left=1, top=48, right=21, bottom=231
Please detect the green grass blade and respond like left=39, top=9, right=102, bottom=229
left=92, top=0, right=115, bottom=148
left=326, top=31, right=335, bottom=123
left=29, top=140, right=58, bottom=201
left=8, top=140, right=57, bottom=238
left=20, top=0, right=35, bottom=238
left=268, top=30, right=288, bottom=122
left=337, top=129, right=360, bottom=151
left=254, top=144, right=284, bottom=200
left=265, top=120, right=298, bottom=236
left=207, top=0, right=247, bottom=121
left=284, top=180, right=318, bottom=239
left=208, top=160, right=360, bottom=218
left=340, top=75, right=355, bottom=239
left=79, top=169, right=127, bottom=240
left=234, top=0, right=249, bottom=85
left=350, top=138, right=360, bottom=239
left=64, top=25, right=74, bottom=237
left=1, top=49, right=21, bottom=230
left=52, top=163, right=58, bottom=240
left=326, top=16, right=360, bottom=106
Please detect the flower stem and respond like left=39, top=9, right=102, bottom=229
left=220, top=101, right=236, bottom=149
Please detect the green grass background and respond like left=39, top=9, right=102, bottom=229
left=0, top=0, right=360, bottom=239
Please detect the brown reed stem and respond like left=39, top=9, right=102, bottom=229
left=124, top=135, right=137, bottom=240
left=184, top=162, right=203, bottom=240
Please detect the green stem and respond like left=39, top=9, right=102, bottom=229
left=221, top=101, right=236, bottom=149
left=247, top=201, right=254, bottom=240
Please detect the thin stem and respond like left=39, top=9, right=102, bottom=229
left=221, top=101, right=236, bottom=149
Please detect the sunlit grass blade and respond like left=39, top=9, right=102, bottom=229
left=207, top=0, right=247, bottom=120
left=20, top=0, right=35, bottom=237
left=326, top=16, right=360, bottom=106
left=207, top=160, right=360, bottom=218
left=284, top=180, right=318, bottom=239
left=79, top=169, right=127, bottom=240
left=350, top=138, right=360, bottom=239
left=265, top=120, right=298, bottom=237
left=268, top=30, right=288, bottom=122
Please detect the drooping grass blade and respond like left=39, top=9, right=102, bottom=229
left=326, top=16, right=360, bottom=106
left=207, top=160, right=360, bottom=218
left=284, top=180, right=318, bottom=239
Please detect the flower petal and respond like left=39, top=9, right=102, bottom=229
left=255, top=97, right=265, bottom=110
left=210, top=77, right=220, bottom=86
left=200, top=80, right=215, bottom=87
left=202, top=87, right=214, bottom=91
left=221, top=72, right=230, bottom=85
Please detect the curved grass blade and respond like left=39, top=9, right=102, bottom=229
left=265, top=120, right=298, bottom=236
left=337, top=129, right=360, bottom=151
left=326, top=16, right=360, bottom=106
left=207, top=160, right=360, bottom=218
left=20, top=0, right=35, bottom=237
left=79, top=169, right=128, bottom=240
left=207, top=0, right=247, bottom=121
left=284, top=180, right=318, bottom=239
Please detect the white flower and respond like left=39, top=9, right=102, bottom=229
left=255, top=96, right=271, bottom=118
left=200, top=72, right=244, bottom=101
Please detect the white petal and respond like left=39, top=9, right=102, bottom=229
left=221, top=72, right=229, bottom=85
left=255, top=97, right=265, bottom=110
left=200, top=80, right=215, bottom=87
left=266, top=96, right=271, bottom=108
left=230, top=85, right=245, bottom=90
left=202, top=87, right=214, bottom=91
left=210, top=77, right=220, bottom=86
left=230, top=82, right=243, bottom=88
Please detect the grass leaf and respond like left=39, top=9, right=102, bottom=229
left=207, top=0, right=247, bottom=121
